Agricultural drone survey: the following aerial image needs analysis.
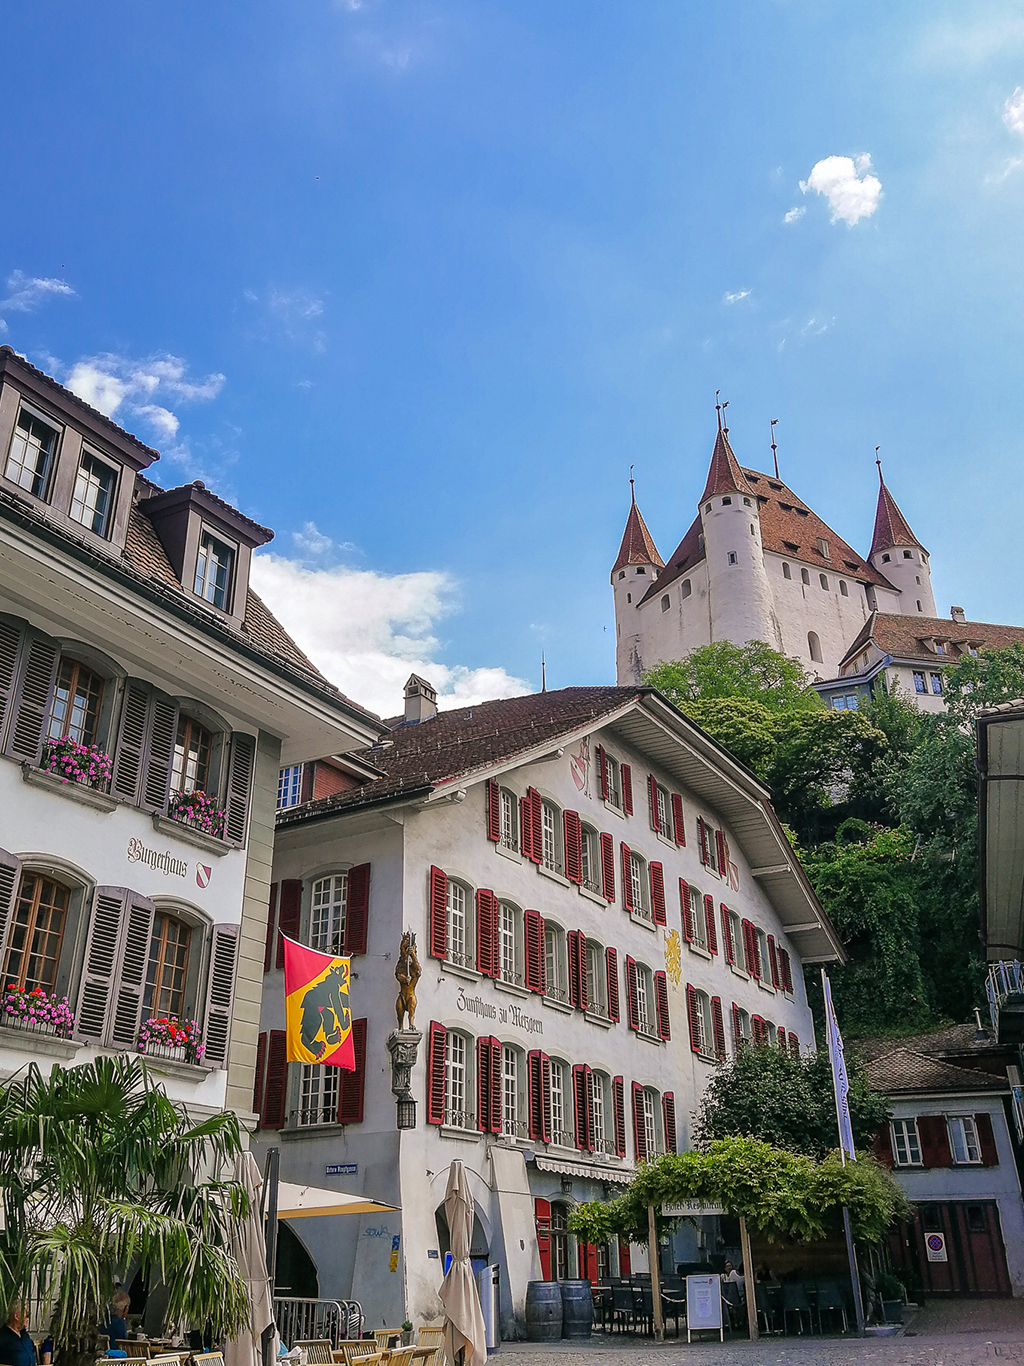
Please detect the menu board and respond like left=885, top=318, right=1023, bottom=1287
left=686, top=1274, right=723, bottom=1341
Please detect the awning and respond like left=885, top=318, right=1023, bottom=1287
left=277, top=1182, right=399, bottom=1219
left=533, top=1156, right=634, bottom=1186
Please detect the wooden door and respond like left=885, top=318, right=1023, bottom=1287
left=903, top=1203, right=1011, bottom=1296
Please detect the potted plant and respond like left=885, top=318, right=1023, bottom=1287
left=875, top=1270, right=905, bottom=1324
left=167, top=788, right=225, bottom=838
left=401, top=1323, right=414, bottom=1346
left=2, top=984, right=75, bottom=1037
left=42, top=737, right=113, bottom=789
left=137, top=1016, right=205, bottom=1064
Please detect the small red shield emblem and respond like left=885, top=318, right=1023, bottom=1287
left=196, top=864, right=212, bottom=889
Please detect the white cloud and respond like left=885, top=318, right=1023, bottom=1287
left=246, top=288, right=327, bottom=351
left=783, top=206, right=805, bottom=224
left=64, top=351, right=224, bottom=445
left=66, top=364, right=130, bottom=417
left=292, top=520, right=336, bottom=560
left=133, top=404, right=180, bottom=441
left=722, top=289, right=750, bottom=305
left=0, top=270, right=76, bottom=313
left=1005, top=87, right=1024, bottom=138
left=799, top=154, right=882, bottom=225
left=250, top=552, right=531, bottom=717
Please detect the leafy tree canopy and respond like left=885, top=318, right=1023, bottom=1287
left=940, top=642, right=1024, bottom=726
left=644, top=640, right=822, bottom=713
left=692, top=1042, right=889, bottom=1159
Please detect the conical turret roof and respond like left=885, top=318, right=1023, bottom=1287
left=700, top=426, right=754, bottom=503
left=612, top=487, right=664, bottom=573
left=870, top=468, right=926, bottom=556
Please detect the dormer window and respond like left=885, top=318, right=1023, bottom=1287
left=194, top=531, right=235, bottom=610
left=70, top=450, right=118, bottom=537
left=816, top=538, right=830, bottom=560
left=5, top=405, right=60, bottom=500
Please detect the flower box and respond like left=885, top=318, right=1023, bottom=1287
left=1, top=985, right=75, bottom=1038
left=137, top=1016, right=205, bottom=1064
left=167, top=789, right=225, bottom=839
left=41, top=738, right=112, bottom=790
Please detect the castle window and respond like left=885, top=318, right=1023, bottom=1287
left=722, top=497, right=732, bottom=506
left=627, top=593, right=631, bottom=603
left=903, top=550, right=912, bottom=559
left=917, top=601, right=922, bottom=612
left=705, top=504, right=712, bottom=514
left=743, top=497, right=751, bottom=507
left=839, top=580, right=848, bottom=597
left=881, top=553, right=891, bottom=563
left=913, top=672, right=926, bottom=693
left=727, top=552, right=737, bottom=565
left=750, top=523, right=756, bottom=536
left=618, top=571, right=625, bottom=580
left=807, top=632, right=822, bottom=664
left=816, top=538, right=831, bottom=560
left=930, top=673, right=943, bottom=695
left=681, top=580, right=692, bottom=599
left=782, top=562, right=792, bottom=580
left=819, top=573, right=829, bottom=590
left=698, top=534, right=705, bottom=552
left=801, top=568, right=810, bottom=586
left=661, top=595, right=670, bottom=612
left=636, top=567, right=646, bottom=574
left=916, top=575, right=921, bottom=585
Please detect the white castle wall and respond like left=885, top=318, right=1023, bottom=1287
left=701, top=493, right=783, bottom=654
left=762, top=553, right=873, bottom=680
left=869, top=545, right=936, bottom=617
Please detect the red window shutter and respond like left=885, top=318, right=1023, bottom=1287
left=344, top=863, right=370, bottom=955
left=716, top=829, right=727, bottom=875
left=477, top=1036, right=492, bottom=1133
left=429, top=866, right=448, bottom=960
left=263, top=1031, right=288, bottom=1129
left=779, top=948, right=794, bottom=994
left=527, top=788, right=543, bottom=863
left=253, top=1031, right=267, bottom=1117
left=583, top=1065, right=594, bottom=1152
left=612, top=1076, right=626, bottom=1157
left=697, top=816, right=709, bottom=866
left=524, top=909, right=546, bottom=993
left=600, top=832, right=615, bottom=901
left=264, top=884, right=278, bottom=973
left=720, top=905, right=734, bottom=964
left=490, top=1038, right=502, bottom=1135
left=476, top=889, right=498, bottom=978
left=426, top=1022, right=447, bottom=1126
left=767, top=934, right=781, bottom=989
left=917, top=1115, right=952, bottom=1168
left=680, top=880, right=694, bottom=942
left=535, top=1198, right=552, bottom=1280
left=648, top=774, right=660, bottom=832
left=579, top=934, right=588, bottom=1011
left=621, top=764, right=633, bottom=815
left=621, top=843, right=633, bottom=912
left=572, top=1064, right=588, bottom=1150
left=486, top=779, right=501, bottom=842
left=597, top=745, right=609, bottom=800
left=686, top=984, right=701, bottom=1054
left=788, top=1031, right=799, bottom=1060
left=631, top=1081, right=646, bottom=1162
left=540, top=1054, right=552, bottom=1143
left=711, top=997, right=726, bottom=1059
left=567, top=931, right=581, bottom=1009
left=564, top=810, right=583, bottom=885
left=976, top=1113, right=999, bottom=1166
left=731, top=1003, right=743, bottom=1050
left=520, top=795, right=534, bottom=861
left=751, top=1015, right=765, bottom=1046
left=704, top=894, right=718, bottom=954
left=671, top=793, right=686, bottom=845
left=626, top=956, right=639, bottom=1031
left=742, top=919, right=759, bottom=978
left=275, top=879, right=302, bottom=969
left=528, top=1050, right=542, bottom=1140
left=777, top=1025, right=786, bottom=1049
left=662, top=1092, right=677, bottom=1153
left=654, top=970, right=670, bottom=1040
left=605, top=947, right=620, bottom=1022
left=650, top=862, right=666, bottom=925
left=872, top=1124, right=894, bottom=1167
left=338, top=1018, right=367, bottom=1123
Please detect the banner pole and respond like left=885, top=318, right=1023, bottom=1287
left=647, top=1203, right=665, bottom=1342
left=738, top=1217, right=758, bottom=1341
left=822, top=968, right=866, bottom=1337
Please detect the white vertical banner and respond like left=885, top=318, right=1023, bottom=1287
left=823, top=971, right=856, bottom=1162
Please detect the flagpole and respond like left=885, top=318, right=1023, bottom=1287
left=821, top=969, right=866, bottom=1337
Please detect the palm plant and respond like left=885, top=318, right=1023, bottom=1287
left=0, top=1055, right=251, bottom=1366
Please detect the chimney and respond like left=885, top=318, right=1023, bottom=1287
left=404, top=673, right=438, bottom=725
left=950, top=606, right=966, bottom=625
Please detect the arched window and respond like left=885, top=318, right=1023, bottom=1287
left=502, top=1043, right=524, bottom=1136
left=722, top=496, right=732, bottom=506
left=549, top=1059, right=570, bottom=1146
left=819, top=573, right=829, bottom=590
left=5, top=872, right=70, bottom=994
left=46, top=658, right=104, bottom=747
left=733, top=1005, right=751, bottom=1049
left=580, top=824, right=599, bottom=893
left=640, top=1087, right=659, bottom=1157
left=681, top=579, right=692, bottom=599
left=172, top=714, right=212, bottom=795
left=497, top=902, right=522, bottom=986
left=499, top=787, right=518, bottom=851
left=801, top=567, right=811, bottom=586
left=917, top=600, right=923, bottom=613
left=686, top=884, right=707, bottom=950
left=144, top=912, right=191, bottom=1018
left=444, top=1029, right=471, bottom=1128
left=661, top=594, right=670, bottom=612
left=544, top=923, right=568, bottom=1003
left=446, top=879, right=473, bottom=970
left=808, top=632, right=823, bottom=664
left=629, top=851, right=649, bottom=919
left=782, top=562, right=792, bottom=580
left=540, top=800, right=563, bottom=873
left=590, top=1070, right=610, bottom=1151
left=635, top=963, right=653, bottom=1034
left=586, top=938, right=607, bottom=1016
left=839, top=580, right=848, bottom=596
left=311, top=872, right=348, bottom=954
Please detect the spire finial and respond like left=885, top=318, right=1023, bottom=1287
left=875, top=446, right=882, bottom=482
left=629, top=464, right=635, bottom=504
left=770, top=418, right=779, bottom=480
left=541, top=652, right=547, bottom=693
left=721, top=399, right=729, bottom=435
left=715, top=390, right=722, bottom=431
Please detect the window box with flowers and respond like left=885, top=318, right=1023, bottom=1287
left=153, top=789, right=232, bottom=856
left=22, top=739, right=118, bottom=812
left=1, top=985, right=76, bottom=1038
left=137, top=1016, right=205, bottom=1064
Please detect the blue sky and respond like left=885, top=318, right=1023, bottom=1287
left=3, top=1, right=1024, bottom=715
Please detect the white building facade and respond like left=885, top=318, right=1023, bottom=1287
left=252, top=681, right=842, bottom=1335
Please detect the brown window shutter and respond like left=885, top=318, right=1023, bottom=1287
left=0, top=847, right=23, bottom=966
left=777, top=1025, right=786, bottom=1050
left=621, top=843, right=633, bottom=912
left=767, top=934, right=781, bottom=988
left=111, top=681, right=152, bottom=803
left=650, top=863, right=666, bottom=925
left=654, top=970, right=670, bottom=1040
left=605, top=946, right=619, bottom=1022
left=477, top=1036, right=492, bottom=1134
left=597, top=745, right=609, bottom=800
left=429, top=866, right=448, bottom=959
left=142, top=694, right=179, bottom=812
left=686, top=984, right=701, bottom=1054
left=612, top=1076, right=626, bottom=1157
left=224, top=732, right=256, bottom=845
left=750, top=1014, right=763, bottom=1046
left=76, top=887, right=129, bottom=1040
left=715, top=829, right=726, bottom=875
left=567, top=930, right=580, bottom=1008
left=4, top=632, right=60, bottom=764
left=621, top=764, right=633, bottom=815
left=264, top=883, right=278, bottom=973
left=711, top=997, right=726, bottom=1059
left=671, top=793, right=686, bottom=845
left=721, top=905, right=734, bottom=964
left=263, top=1031, right=288, bottom=1129
left=253, top=1031, right=267, bottom=1118
left=632, top=1081, right=646, bottom=1161
left=731, top=1002, right=742, bottom=1050
left=202, top=923, right=240, bottom=1068
left=572, top=1064, right=588, bottom=1150
left=788, top=1032, right=799, bottom=1059
left=626, top=956, right=639, bottom=1030
left=344, top=863, right=371, bottom=955
left=976, top=1112, right=999, bottom=1166
left=426, top=1022, right=447, bottom=1125
left=872, top=1124, right=894, bottom=1166
left=528, top=1050, right=542, bottom=1139
left=662, top=1092, right=677, bottom=1153
left=338, top=1017, right=368, bottom=1123
left=0, top=616, right=26, bottom=748
left=524, top=909, right=545, bottom=993
left=109, top=892, right=158, bottom=1050
left=704, top=894, right=718, bottom=953
left=742, top=919, right=759, bottom=978
left=600, top=832, right=615, bottom=901
left=917, top=1115, right=952, bottom=1167
left=486, top=779, right=501, bottom=842
left=476, top=890, right=498, bottom=978
left=697, top=816, right=709, bottom=866
left=564, top=810, right=583, bottom=885
left=680, top=880, right=694, bottom=942
left=276, top=879, right=302, bottom=969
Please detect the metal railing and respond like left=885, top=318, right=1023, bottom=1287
left=986, top=961, right=1024, bottom=1046
left=274, top=1297, right=362, bottom=1349
left=442, top=1107, right=476, bottom=1130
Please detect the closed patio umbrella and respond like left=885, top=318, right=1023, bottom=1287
left=225, top=1151, right=275, bottom=1366
left=438, top=1162, right=486, bottom=1366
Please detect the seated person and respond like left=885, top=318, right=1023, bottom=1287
left=0, top=1306, right=36, bottom=1366
left=103, top=1293, right=131, bottom=1346
left=722, top=1260, right=745, bottom=1289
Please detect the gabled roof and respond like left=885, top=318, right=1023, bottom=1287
left=838, top=613, right=1024, bottom=671
left=700, top=428, right=754, bottom=502
left=864, top=1047, right=1007, bottom=1096
left=612, top=491, right=664, bottom=573
left=870, top=472, right=925, bottom=556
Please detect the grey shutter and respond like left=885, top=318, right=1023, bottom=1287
left=0, top=617, right=26, bottom=750
left=203, top=923, right=239, bottom=1068
left=4, top=633, right=59, bottom=763
left=111, top=682, right=152, bottom=804
left=142, top=695, right=178, bottom=811
left=224, top=733, right=256, bottom=845
left=0, top=848, right=23, bottom=967
left=77, top=887, right=129, bottom=1040
left=109, top=892, right=157, bottom=1047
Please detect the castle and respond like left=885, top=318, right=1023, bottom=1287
left=611, top=412, right=1024, bottom=710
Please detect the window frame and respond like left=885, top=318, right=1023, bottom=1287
left=69, top=447, right=119, bottom=538
left=297, top=1061, right=341, bottom=1128
left=193, top=527, right=237, bottom=613
left=444, top=1028, right=472, bottom=1129
left=890, top=1118, right=923, bottom=1168
left=143, top=910, right=192, bottom=1019
left=171, top=713, right=214, bottom=796
left=46, top=656, right=105, bottom=748
left=540, top=800, right=563, bottom=874
left=309, top=871, right=349, bottom=956
left=629, top=850, right=649, bottom=920
left=580, top=823, right=600, bottom=894
left=947, top=1115, right=982, bottom=1165
left=445, top=879, right=474, bottom=971
left=605, top=755, right=621, bottom=809
left=641, top=1088, right=658, bottom=1157
left=277, top=764, right=304, bottom=810
left=501, top=1043, right=524, bottom=1137
left=913, top=671, right=927, bottom=694
left=3, top=870, right=71, bottom=996
left=549, top=1058, right=571, bottom=1146
left=544, top=922, right=568, bottom=1004
left=585, top=938, right=607, bottom=1017
left=688, top=884, right=707, bottom=951
left=499, top=787, right=519, bottom=852
left=4, top=401, right=62, bottom=502
left=497, top=901, right=523, bottom=987
left=635, top=963, right=653, bottom=1036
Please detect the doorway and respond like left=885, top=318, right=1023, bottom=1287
left=891, top=1202, right=1011, bottom=1296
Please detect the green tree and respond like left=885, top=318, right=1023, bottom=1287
left=0, top=1056, right=250, bottom=1366
left=940, top=642, right=1024, bottom=726
left=692, top=1041, right=890, bottom=1159
left=644, top=641, right=822, bottom=713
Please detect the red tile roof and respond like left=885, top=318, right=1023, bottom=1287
left=700, top=428, right=754, bottom=502
left=612, top=492, right=664, bottom=573
left=839, top=612, right=1024, bottom=670
left=870, top=473, right=925, bottom=556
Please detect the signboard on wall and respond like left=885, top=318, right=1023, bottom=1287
left=925, top=1232, right=948, bottom=1263
left=663, top=1201, right=726, bottom=1218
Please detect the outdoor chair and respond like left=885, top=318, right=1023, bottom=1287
left=116, top=1345, right=150, bottom=1359
left=721, top=1281, right=745, bottom=1332
left=659, top=1285, right=684, bottom=1338
left=610, top=1282, right=636, bottom=1333
left=814, top=1281, right=848, bottom=1335
left=753, top=1284, right=778, bottom=1335
left=373, top=1332, right=404, bottom=1352
left=414, top=1330, right=444, bottom=1349
left=337, top=1343, right=382, bottom=1366
left=383, top=1349, right=414, bottom=1366
left=781, top=1283, right=814, bottom=1336
left=296, top=1344, right=335, bottom=1365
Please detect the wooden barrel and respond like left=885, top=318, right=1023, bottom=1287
left=560, top=1280, right=594, bottom=1339
left=525, top=1281, right=562, bottom=1341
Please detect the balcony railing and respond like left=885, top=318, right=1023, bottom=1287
left=442, top=1107, right=476, bottom=1130
left=582, top=876, right=603, bottom=896
left=545, top=983, right=570, bottom=1005
left=986, top=961, right=1024, bottom=1046
left=501, top=1118, right=529, bottom=1138
left=445, top=950, right=475, bottom=971
left=498, top=967, right=524, bottom=988
left=550, top=1128, right=575, bottom=1148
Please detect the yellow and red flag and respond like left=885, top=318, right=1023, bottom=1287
left=283, top=936, right=355, bottom=1069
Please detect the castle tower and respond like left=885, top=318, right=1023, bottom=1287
left=612, top=479, right=664, bottom=683
left=698, top=417, right=783, bottom=652
left=868, top=460, right=936, bottom=616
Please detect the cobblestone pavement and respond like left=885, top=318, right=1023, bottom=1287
left=496, top=1300, right=1024, bottom=1366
